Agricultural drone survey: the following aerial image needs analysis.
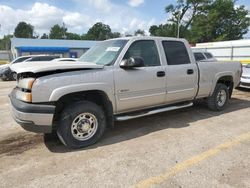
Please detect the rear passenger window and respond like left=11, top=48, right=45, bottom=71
left=204, top=52, right=213, bottom=59
left=123, top=40, right=160, bottom=66
left=40, top=57, right=54, bottom=61
left=194, top=52, right=206, bottom=61
left=162, top=41, right=191, bottom=65
left=29, top=57, right=40, bottom=61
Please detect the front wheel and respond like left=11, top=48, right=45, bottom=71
left=12, top=72, right=17, bottom=80
left=207, top=83, right=229, bottom=111
left=57, top=101, right=106, bottom=148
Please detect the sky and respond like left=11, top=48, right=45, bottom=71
left=0, top=0, right=250, bottom=39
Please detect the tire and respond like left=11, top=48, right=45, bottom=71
left=2, top=74, right=8, bottom=81
left=12, top=72, right=17, bottom=80
left=57, top=101, right=106, bottom=149
left=207, top=83, right=229, bottom=111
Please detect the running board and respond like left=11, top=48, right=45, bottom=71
left=115, top=102, right=193, bottom=121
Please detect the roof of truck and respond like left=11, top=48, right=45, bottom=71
left=107, top=36, right=187, bottom=42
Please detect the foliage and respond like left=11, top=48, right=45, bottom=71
left=49, top=24, right=67, bottom=39
left=66, top=32, right=82, bottom=40
left=134, top=29, right=146, bottom=36
left=14, top=22, right=34, bottom=38
left=150, top=0, right=250, bottom=43
left=149, top=24, right=177, bottom=37
left=83, top=22, right=112, bottom=40
left=82, top=22, right=121, bottom=40
left=40, top=33, right=49, bottom=39
left=110, top=32, right=121, bottom=38
left=0, top=35, right=12, bottom=50
left=190, top=0, right=250, bottom=42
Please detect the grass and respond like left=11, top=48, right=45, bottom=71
left=0, top=61, right=9, bottom=65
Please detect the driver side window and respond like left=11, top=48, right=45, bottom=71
left=123, top=40, right=161, bottom=66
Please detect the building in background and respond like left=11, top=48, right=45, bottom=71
left=10, top=38, right=97, bottom=60
left=0, top=50, right=11, bottom=64
left=192, top=39, right=250, bottom=63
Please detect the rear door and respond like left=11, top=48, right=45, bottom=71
left=162, top=41, right=198, bottom=103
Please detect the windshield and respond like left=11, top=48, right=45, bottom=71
left=12, top=56, right=31, bottom=64
left=79, top=39, right=128, bottom=65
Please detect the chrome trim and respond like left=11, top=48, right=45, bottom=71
left=167, top=88, right=194, bottom=94
left=11, top=107, right=54, bottom=126
left=119, top=92, right=166, bottom=101
left=115, top=102, right=193, bottom=121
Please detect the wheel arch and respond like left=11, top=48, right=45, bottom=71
left=53, top=90, right=114, bottom=128
left=211, top=75, right=234, bottom=98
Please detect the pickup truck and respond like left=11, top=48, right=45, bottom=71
left=10, top=37, right=242, bottom=148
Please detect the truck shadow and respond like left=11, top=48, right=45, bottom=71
left=44, top=96, right=250, bottom=153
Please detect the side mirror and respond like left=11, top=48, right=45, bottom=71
left=120, top=57, right=145, bottom=69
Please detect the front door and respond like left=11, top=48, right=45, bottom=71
left=114, top=40, right=166, bottom=113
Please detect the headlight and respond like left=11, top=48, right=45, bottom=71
left=16, top=77, right=35, bottom=102
left=15, top=90, right=32, bottom=102
left=18, top=78, right=35, bottom=90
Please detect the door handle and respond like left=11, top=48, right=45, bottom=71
left=157, top=71, right=166, bottom=77
left=187, top=69, right=194, bottom=75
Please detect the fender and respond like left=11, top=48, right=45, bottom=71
left=210, top=71, right=234, bottom=95
left=49, top=83, right=116, bottom=111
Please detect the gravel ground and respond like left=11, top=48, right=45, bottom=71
left=0, top=81, right=249, bottom=188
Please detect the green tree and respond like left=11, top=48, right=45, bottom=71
left=41, top=33, right=49, bottom=39
left=190, top=0, right=250, bottom=42
left=165, top=0, right=210, bottom=32
left=84, top=22, right=112, bottom=40
left=110, top=32, right=121, bottom=38
left=149, top=0, right=250, bottom=43
left=0, top=35, right=12, bottom=50
left=14, top=22, right=34, bottom=38
left=49, top=24, right=67, bottom=39
left=66, top=32, right=82, bottom=40
left=149, top=24, right=182, bottom=37
left=134, top=29, right=145, bottom=36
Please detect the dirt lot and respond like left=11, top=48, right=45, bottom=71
left=0, top=81, right=249, bottom=188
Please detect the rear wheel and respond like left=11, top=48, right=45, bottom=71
left=207, top=83, right=229, bottom=111
left=57, top=101, right=106, bottom=148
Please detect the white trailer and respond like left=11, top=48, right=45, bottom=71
left=192, top=39, right=250, bottom=63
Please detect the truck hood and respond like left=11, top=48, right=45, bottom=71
left=10, top=61, right=104, bottom=74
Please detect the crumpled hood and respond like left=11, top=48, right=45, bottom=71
left=0, top=64, right=10, bottom=70
left=10, top=61, right=104, bottom=74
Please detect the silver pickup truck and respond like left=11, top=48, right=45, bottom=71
left=10, top=37, right=242, bottom=148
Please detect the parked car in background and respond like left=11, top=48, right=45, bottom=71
left=193, top=51, right=217, bottom=62
left=52, top=58, right=77, bottom=62
left=1, top=55, right=60, bottom=81
left=0, top=56, right=32, bottom=78
left=239, top=64, right=250, bottom=88
left=25, top=55, right=60, bottom=62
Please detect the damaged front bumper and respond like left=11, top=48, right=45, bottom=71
left=9, top=89, right=55, bottom=133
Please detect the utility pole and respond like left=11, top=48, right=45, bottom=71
left=177, top=11, right=181, bottom=38
left=62, top=22, right=66, bottom=39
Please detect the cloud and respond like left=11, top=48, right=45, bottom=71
left=0, top=1, right=156, bottom=38
left=86, top=0, right=112, bottom=13
left=128, top=0, right=144, bottom=7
